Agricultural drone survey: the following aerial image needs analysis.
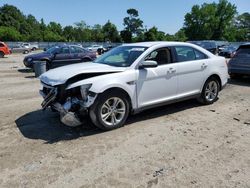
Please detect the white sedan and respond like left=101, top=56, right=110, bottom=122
left=40, top=42, right=228, bottom=130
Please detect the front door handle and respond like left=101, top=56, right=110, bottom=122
left=167, top=67, right=176, bottom=74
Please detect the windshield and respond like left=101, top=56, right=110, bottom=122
left=94, top=46, right=147, bottom=67
left=46, top=46, right=59, bottom=54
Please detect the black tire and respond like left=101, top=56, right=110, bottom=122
left=89, top=90, right=130, bottom=131
left=0, top=51, right=4, bottom=58
left=82, top=58, right=91, bottom=62
left=197, top=77, right=219, bottom=105
left=229, top=73, right=241, bottom=79
left=23, top=50, right=29, bottom=54
left=44, top=60, right=50, bottom=71
left=32, top=47, right=37, bottom=51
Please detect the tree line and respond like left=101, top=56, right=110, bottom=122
left=0, top=0, right=249, bottom=42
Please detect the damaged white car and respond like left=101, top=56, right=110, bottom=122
left=39, top=42, right=228, bottom=130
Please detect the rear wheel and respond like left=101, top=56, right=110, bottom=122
left=23, top=50, right=29, bottom=54
left=0, top=51, right=4, bottom=58
left=89, top=90, right=130, bottom=130
left=198, top=77, right=219, bottom=105
left=229, top=73, right=241, bottom=79
left=82, top=58, right=91, bottom=62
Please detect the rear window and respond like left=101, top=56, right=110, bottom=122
left=236, top=46, right=250, bottom=57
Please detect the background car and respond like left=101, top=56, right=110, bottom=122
left=228, top=43, right=250, bottom=78
left=23, top=45, right=97, bottom=70
left=189, top=41, right=218, bottom=55
left=11, top=44, right=31, bottom=54
left=87, top=44, right=103, bottom=51
left=219, top=45, right=237, bottom=58
left=0, top=42, right=11, bottom=58
left=21, top=43, right=39, bottom=51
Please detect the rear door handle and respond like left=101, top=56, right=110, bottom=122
left=201, top=63, right=208, bottom=69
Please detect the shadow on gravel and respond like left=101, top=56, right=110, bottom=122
left=15, top=110, right=100, bottom=144
left=18, top=68, right=33, bottom=73
left=16, top=99, right=200, bottom=144
left=126, top=99, right=200, bottom=125
left=25, top=75, right=36, bottom=79
left=228, top=77, right=250, bottom=87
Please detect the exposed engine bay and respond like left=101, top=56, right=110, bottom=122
left=40, top=82, right=96, bottom=127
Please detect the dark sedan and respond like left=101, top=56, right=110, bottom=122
left=23, top=45, right=96, bottom=70
left=189, top=41, right=218, bottom=55
left=219, top=46, right=237, bottom=58
left=228, top=43, right=250, bottom=78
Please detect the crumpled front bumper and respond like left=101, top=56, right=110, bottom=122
left=40, top=89, right=83, bottom=127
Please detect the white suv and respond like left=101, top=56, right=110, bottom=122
left=40, top=42, right=228, bottom=130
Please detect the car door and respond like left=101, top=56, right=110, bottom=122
left=173, top=46, right=210, bottom=97
left=70, top=46, right=86, bottom=63
left=52, top=47, right=72, bottom=68
left=136, top=47, right=178, bottom=108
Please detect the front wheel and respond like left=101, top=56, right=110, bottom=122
left=89, top=90, right=130, bottom=130
left=197, top=78, right=219, bottom=105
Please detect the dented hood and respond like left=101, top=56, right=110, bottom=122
left=40, top=62, right=126, bottom=86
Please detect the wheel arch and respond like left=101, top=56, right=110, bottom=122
left=82, top=56, right=92, bottom=62
left=98, top=87, right=133, bottom=110
left=205, top=74, right=222, bottom=90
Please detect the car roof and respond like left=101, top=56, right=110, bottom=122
left=239, top=43, right=250, bottom=47
left=122, top=41, right=195, bottom=48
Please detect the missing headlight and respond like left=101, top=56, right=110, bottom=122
left=80, top=84, right=92, bottom=101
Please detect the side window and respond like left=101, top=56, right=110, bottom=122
left=175, top=46, right=207, bottom=62
left=59, top=47, right=70, bottom=54
left=145, top=47, right=172, bottom=65
left=0, top=43, right=4, bottom=47
left=70, top=46, right=76, bottom=53
left=75, top=47, right=84, bottom=53
left=194, top=49, right=208, bottom=60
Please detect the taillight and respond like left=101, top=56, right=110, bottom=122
left=231, top=51, right=236, bottom=58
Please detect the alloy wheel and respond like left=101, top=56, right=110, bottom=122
left=100, top=97, right=126, bottom=126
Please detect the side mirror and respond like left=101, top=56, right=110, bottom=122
left=139, top=60, right=158, bottom=69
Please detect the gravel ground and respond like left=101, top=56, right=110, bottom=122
left=0, top=53, right=249, bottom=188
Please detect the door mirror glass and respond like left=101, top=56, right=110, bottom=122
left=139, top=60, right=158, bottom=69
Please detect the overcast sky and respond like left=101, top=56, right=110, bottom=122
left=0, top=0, right=249, bottom=34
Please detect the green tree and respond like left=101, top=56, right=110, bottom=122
left=74, top=21, right=92, bottom=42
left=25, top=14, right=42, bottom=41
left=184, top=0, right=237, bottom=40
left=40, top=18, right=47, bottom=41
left=91, top=24, right=104, bottom=42
left=144, top=27, right=166, bottom=41
left=47, top=22, right=63, bottom=36
left=43, top=30, right=65, bottom=42
left=174, top=29, right=187, bottom=41
left=102, top=21, right=121, bottom=42
left=0, top=4, right=25, bottom=32
left=234, top=12, right=250, bottom=41
left=123, top=8, right=143, bottom=37
left=120, top=30, right=132, bottom=43
left=0, top=26, right=21, bottom=41
left=63, top=25, right=75, bottom=42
